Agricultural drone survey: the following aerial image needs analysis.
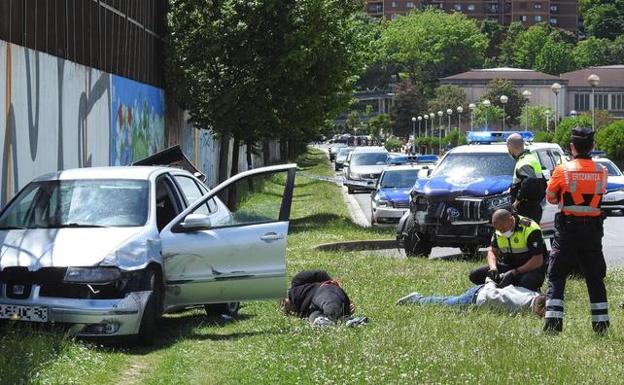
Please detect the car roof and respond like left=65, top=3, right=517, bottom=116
left=352, top=146, right=388, bottom=153
left=33, top=166, right=190, bottom=182
left=450, top=142, right=562, bottom=154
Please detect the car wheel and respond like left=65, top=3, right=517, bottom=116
left=205, top=302, right=241, bottom=317
left=347, top=186, right=355, bottom=194
left=370, top=210, right=376, bottom=226
left=405, top=231, right=432, bottom=258
left=137, top=269, right=162, bottom=346
left=460, top=246, right=481, bottom=259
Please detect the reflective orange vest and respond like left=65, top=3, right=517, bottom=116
left=546, top=158, right=607, bottom=217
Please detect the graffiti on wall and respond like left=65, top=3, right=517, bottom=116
left=110, top=75, right=165, bottom=165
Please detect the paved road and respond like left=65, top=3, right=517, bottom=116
left=342, top=172, right=624, bottom=268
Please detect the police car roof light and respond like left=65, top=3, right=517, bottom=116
left=591, top=150, right=606, bottom=158
left=466, top=131, right=535, bottom=144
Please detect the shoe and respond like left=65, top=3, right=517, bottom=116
left=592, top=321, right=610, bottom=336
left=396, top=292, right=422, bottom=305
left=312, top=316, right=333, bottom=327
left=346, top=316, right=369, bottom=327
left=543, top=319, right=563, bottom=335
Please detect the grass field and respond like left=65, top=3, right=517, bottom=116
left=2, top=148, right=624, bottom=385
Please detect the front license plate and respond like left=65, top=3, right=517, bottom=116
left=602, top=195, right=616, bottom=202
left=0, top=304, right=48, bottom=322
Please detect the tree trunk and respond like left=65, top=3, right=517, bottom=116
left=280, top=139, right=288, bottom=163
left=246, top=142, right=254, bottom=192
left=262, top=142, right=270, bottom=166
left=218, top=133, right=231, bottom=185
left=228, top=136, right=241, bottom=210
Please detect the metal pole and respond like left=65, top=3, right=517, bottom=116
left=412, top=120, right=416, bottom=143
left=458, top=114, right=461, bottom=132
left=554, top=92, right=558, bottom=133
left=448, top=115, right=451, bottom=133
left=418, top=120, right=422, bottom=138
left=470, top=112, right=473, bottom=131
left=502, top=111, right=505, bottom=131
left=485, top=109, right=488, bottom=131
left=525, top=107, right=529, bottom=131
left=592, top=86, right=596, bottom=131
left=439, top=116, right=443, bottom=154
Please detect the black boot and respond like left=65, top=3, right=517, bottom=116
left=592, top=321, right=610, bottom=335
left=543, top=318, right=563, bottom=334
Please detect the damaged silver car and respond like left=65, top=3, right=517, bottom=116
left=0, top=163, right=296, bottom=344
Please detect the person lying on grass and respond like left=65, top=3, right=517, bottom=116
left=281, top=270, right=365, bottom=326
left=396, top=278, right=546, bottom=317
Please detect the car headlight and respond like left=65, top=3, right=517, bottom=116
left=64, top=267, right=121, bottom=284
left=350, top=172, right=362, bottom=180
left=376, top=199, right=389, bottom=207
left=486, top=194, right=511, bottom=210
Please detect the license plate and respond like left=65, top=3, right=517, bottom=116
left=0, top=304, right=48, bottom=322
left=603, top=195, right=616, bottom=202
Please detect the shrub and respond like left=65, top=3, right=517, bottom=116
left=596, top=120, right=624, bottom=160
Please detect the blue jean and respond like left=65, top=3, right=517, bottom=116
left=417, top=285, right=483, bottom=306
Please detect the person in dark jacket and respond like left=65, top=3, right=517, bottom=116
left=281, top=270, right=354, bottom=326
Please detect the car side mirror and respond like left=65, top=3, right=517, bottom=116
left=178, top=213, right=212, bottom=231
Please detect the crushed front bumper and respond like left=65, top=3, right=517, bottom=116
left=0, top=286, right=150, bottom=337
left=373, top=206, right=408, bottom=223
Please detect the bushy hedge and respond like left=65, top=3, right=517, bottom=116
left=596, top=120, right=624, bottom=160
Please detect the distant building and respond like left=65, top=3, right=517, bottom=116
left=561, top=66, right=624, bottom=120
left=367, top=0, right=579, bottom=33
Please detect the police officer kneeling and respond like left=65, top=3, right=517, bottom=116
left=469, top=209, right=546, bottom=291
left=544, top=127, right=609, bottom=335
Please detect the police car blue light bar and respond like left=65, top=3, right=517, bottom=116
left=467, top=131, right=535, bottom=144
left=591, top=150, right=606, bottom=158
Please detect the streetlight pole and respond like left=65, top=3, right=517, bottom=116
left=437, top=111, right=443, bottom=154
left=551, top=82, right=561, bottom=134
left=482, top=100, right=491, bottom=130
left=545, top=110, right=551, bottom=133
left=522, top=90, right=532, bottom=131
left=469, top=103, right=476, bottom=131
left=418, top=116, right=423, bottom=138
left=587, top=74, right=600, bottom=131
left=423, top=114, right=429, bottom=139
left=500, top=95, right=508, bottom=131
left=457, top=106, right=463, bottom=132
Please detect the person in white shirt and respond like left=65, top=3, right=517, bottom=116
left=396, top=279, right=546, bottom=317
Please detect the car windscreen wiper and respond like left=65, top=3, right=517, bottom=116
left=0, top=226, right=28, bottom=230
left=43, top=223, right=108, bottom=228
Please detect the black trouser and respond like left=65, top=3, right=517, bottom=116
left=308, top=285, right=350, bottom=324
left=545, top=217, right=608, bottom=332
left=515, top=201, right=543, bottom=223
left=469, top=263, right=545, bottom=291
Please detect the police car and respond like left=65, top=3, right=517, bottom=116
left=592, top=153, right=624, bottom=214
left=370, top=164, right=429, bottom=225
left=397, top=131, right=564, bottom=257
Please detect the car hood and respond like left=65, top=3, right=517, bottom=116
left=350, top=165, right=387, bottom=174
left=0, top=227, right=144, bottom=270
left=413, top=174, right=512, bottom=197
left=378, top=187, right=412, bottom=202
left=607, top=176, right=624, bottom=191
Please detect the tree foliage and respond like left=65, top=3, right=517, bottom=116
left=481, top=79, right=525, bottom=127
left=581, top=0, right=624, bottom=40
left=596, top=120, right=624, bottom=160
left=472, top=104, right=504, bottom=131
left=534, top=39, right=576, bottom=75
left=390, top=80, right=426, bottom=137
left=380, top=9, right=487, bottom=85
left=554, top=115, right=592, bottom=150
left=521, top=105, right=553, bottom=132
left=427, top=85, right=468, bottom=118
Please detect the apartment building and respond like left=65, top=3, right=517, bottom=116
left=367, top=0, right=579, bottom=32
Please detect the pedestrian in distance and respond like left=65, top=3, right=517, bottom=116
left=469, top=209, right=546, bottom=292
left=543, top=127, right=610, bottom=335
left=506, top=133, right=546, bottom=223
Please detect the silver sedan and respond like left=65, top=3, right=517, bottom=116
left=0, top=164, right=296, bottom=344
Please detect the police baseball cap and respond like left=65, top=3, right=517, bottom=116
left=571, top=127, right=595, bottom=142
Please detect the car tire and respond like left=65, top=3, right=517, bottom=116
left=460, top=246, right=481, bottom=259
left=205, top=302, right=241, bottom=317
left=405, top=231, right=432, bottom=258
left=347, top=186, right=355, bottom=194
left=137, top=269, right=162, bottom=346
left=370, top=210, right=376, bottom=226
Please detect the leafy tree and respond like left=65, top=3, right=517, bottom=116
left=534, top=131, right=554, bottom=143
left=472, top=104, right=504, bottom=131
left=367, top=113, right=391, bottom=139
left=481, top=79, right=525, bottom=127
left=580, top=110, right=616, bottom=131
left=582, top=1, right=624, bottom=40
left=427, top=85, right=468, bottom=118
left=513, top=24, right=549, bottom=69
left=390, top=80, right=426, bottom=137
left=521, top=105, right=553, bottom=132
left=534, top=39, right=576, bottom=75
left=596, top=120, right=624, bottom=160
left=554, top=115, right=592, bottom=150
left=573, top=37, right=617, bottom=68
left=380, top=9, right=488, bottom=85
left=480, top=20, right=505, bottom=62
left=498, top=22, right=525, bottom=67
left=384, top=136, right=402, bottom=152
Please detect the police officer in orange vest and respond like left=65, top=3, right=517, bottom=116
left=543, top=127, right=609, bottom=334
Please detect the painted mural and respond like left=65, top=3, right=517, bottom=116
left=110, top=75, right=165, bottom=165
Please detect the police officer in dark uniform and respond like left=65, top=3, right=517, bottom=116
left=469, top=209, right=546, bottom=291
left=506, top=133, right=546, bottom=223
left=543, top=127, right=609, bottom=334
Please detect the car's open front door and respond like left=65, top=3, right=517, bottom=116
left=159, top=164, right=296, bottom=311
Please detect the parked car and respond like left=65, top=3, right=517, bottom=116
left=335, top=147, right=356, bottom=171
left=371, top=164, right=428, bottom=225
left=343, top=147, right=389, bottom=194
left=386, top=154, right=439, bottom=166
left=397, top=131, right=564, bottom=258
left=0, top=163, right=296, bottom=344
left=329, top=143, right=347, bottom=162
left=593, top=156, right=624, bottom=214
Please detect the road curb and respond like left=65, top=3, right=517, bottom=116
left=315, top=239, right=400, bottom=251
left=342, top=187, right=371, bottom=227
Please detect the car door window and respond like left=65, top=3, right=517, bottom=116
left=536, top=150, right=555, bottom=172
left=184, top=169, right=293, bottom=229
left=549, top=150, right=563, bottom=166
left=155, top=177, right=181, bottom=231
left=174, top=176, right=212, bottom=215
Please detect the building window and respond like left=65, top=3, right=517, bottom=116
left=612, top=94, right=624, bottom=111
left=454, top=4, right=462, bottom=10
left=467, top=4, right=475, bottom=11
left=520, top=15, right=527, bottom=21
left=595, top=94, right=609, bottom=110
left=575, top=94, right=590, bottom=111
left=550, top=5, right=558, bottom=12
left=392, top=1, right=397, bottom=8
left=534, top=15, right=542, bottom=22
left=407, top=2, right=415, bottom=8
left=534, top=3, right=542, bottom=9
left=550, top=17, right=558, bottom=25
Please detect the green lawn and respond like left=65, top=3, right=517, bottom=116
left=2, top=149, right=624, bottom=384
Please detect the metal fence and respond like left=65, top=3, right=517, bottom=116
left=0, top=0, right=166, bottom=87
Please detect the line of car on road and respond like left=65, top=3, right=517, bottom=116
left=328, top=132, right=624, bottom=259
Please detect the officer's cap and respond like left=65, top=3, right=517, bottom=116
left=571, top=127, right=595, bottom=142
